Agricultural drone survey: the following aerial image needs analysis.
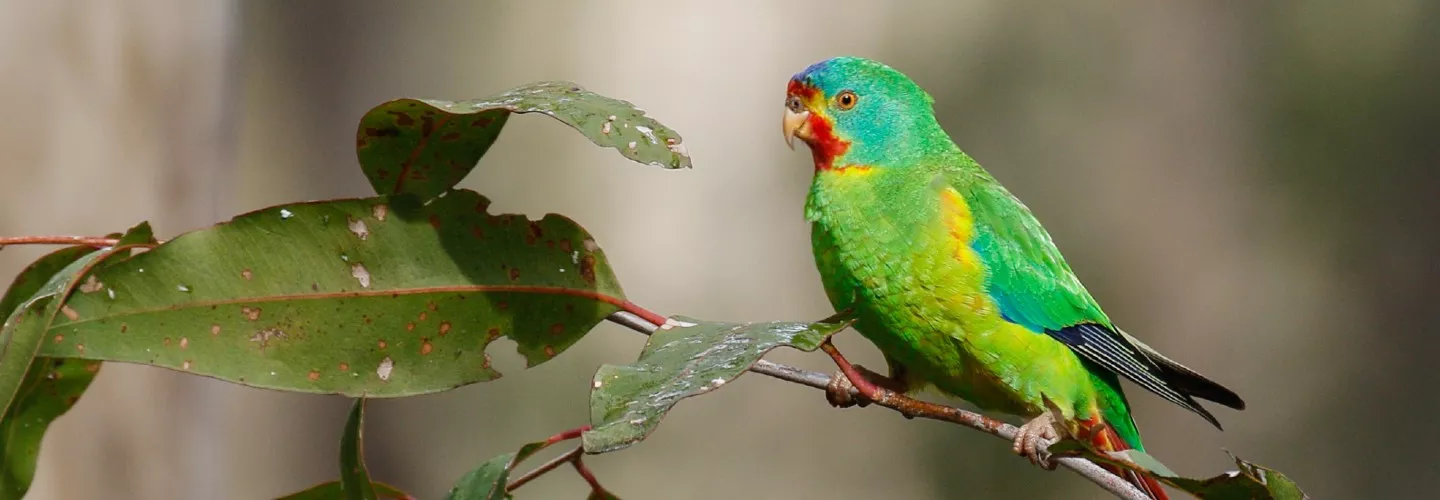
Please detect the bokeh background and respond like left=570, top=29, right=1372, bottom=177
left=1, top=1, right=1435, bottom=498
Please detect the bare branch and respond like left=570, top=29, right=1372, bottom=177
left=506, top=446, right=583, bottom=493
left=0, top=236, right=120, bottom=248
left=604, top=311, right=1151, bottom=500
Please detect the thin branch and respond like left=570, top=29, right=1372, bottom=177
left=604, top=311, right=1150, bottom=500
left=571, top=455, right=612, bottom=497
left=0, top=236, right=120, bottom=248
left=543, top=424, right=591, bottom=445
left=506, top=446, right=583, bottom=493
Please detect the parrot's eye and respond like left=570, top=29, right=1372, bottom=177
left=836, top=91, right=858, bottom=110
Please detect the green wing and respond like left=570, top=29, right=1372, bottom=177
left=944, top=168, right=1244, bottom=426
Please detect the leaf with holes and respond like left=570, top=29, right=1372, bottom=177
left=356, top=81, right=691, bottom=200
left=38, top=189, right=629, bottom=397
left=0, top=246, right=109, bottom=500
left=340, top=399, right=376, bottom=500
left=107, top=221, right=157, bottom=248
left=1049, top=438, right=1309, bottom=499
left=582, top=317, right=850, bottom=454
left=275, top=481, right=414, bottom=500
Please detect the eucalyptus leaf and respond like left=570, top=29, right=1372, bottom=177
left=340, top=399, right=377, bottom=500
left=40, top=189, right=624, bottom=397
left=0, top=246, right=106, bottom=500
left=357, top=81, right=691, bottom=200
left=583, top=317, right=849, bottom=453
left=444, top=452, right=514, bottom=500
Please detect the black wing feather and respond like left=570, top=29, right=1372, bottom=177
left=1049, top=323, right=1234, bottom=428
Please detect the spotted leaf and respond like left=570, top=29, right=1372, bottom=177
left=39, top=189, right=625, bottom=397
left=582, top=317, right=849, bottom=454
left=357, top=81, right=691, bottom=200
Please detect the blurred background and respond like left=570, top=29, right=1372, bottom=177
left=1, top=1, right=1435, bottom=498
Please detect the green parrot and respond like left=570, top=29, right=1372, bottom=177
left=782, top=56, right=1245, bottom=499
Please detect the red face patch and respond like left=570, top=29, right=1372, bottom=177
left=788, top=80, right=851, bottom=171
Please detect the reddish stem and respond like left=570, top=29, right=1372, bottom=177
left=544, top=424, right=591, bottom=445
left=0, top=236, right=119, bottom=248
left=617, top=300, right=668, bottom=328
left=506, top=446, right=582, bottom=493
left=571, top=455, right=611, bottom=497
left=819, top=339, right=886, bottom=402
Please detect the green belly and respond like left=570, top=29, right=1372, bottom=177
left=809, top=217, right=1093, bottom=418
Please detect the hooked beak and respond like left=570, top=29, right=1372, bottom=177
left=783, top=97, right=813, bottom=150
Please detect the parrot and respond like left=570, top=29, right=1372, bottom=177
left=781, top=56, right=1245, bottom=499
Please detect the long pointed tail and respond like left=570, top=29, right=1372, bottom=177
left=1087, top=420, right=1168, bottom=500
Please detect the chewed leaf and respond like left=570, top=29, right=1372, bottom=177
left=1048, top=440, right=1309, bottom=499
left=40, top=189, right=624, bottom=397
left=582, top=317, right=849, bottom=454
left=358, top=81, right=691, bottom=200
left=111, top=221, right=157, bottom=248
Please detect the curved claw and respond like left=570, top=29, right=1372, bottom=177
left=1013, top=413, right=1060, bottom=471
left=825, top=370, right=868, bottom=408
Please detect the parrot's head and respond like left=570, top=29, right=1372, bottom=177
left=783, top=56, right=939, bottom=171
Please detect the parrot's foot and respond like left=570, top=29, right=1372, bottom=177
left=824, top=364, right=908, bottom=408
left=1013, top=413, right=1061, bottom=471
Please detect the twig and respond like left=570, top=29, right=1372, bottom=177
left=0, top=236, right=120, bottom=248
left=604, top=311, right=1150, bottom=500
left=571, top=455, right=612, bottom=497
left=543, top=424, right=590, bottom=445
left=506, top=425, right=615, bottom=498
left=506, top=446, right=583, bottom=493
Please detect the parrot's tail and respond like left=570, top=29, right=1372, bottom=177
left=1085, top=417, right=1169, bottom=500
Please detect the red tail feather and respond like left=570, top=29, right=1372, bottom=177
left=1086, top=420, right=1169, bottom=500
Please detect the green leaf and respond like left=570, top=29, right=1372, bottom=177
left=1048, top=440, right=1309, bottom=499
left=0, top=237, right=152, bottom=500
left=274, top=480, right=413, bottom=500
left=583, top=317, right=849, bottom=454
left=0, top=248, right=116, bottom=420
left=0, top=247, right=97, bottom=318
left=0, top=246, right=104, bottom=500
left=0, top=243, right=129, bottom=500
left=356, top=81, right=691, bottom=200
left=110, top=221, right=157, bottom=248
left=445, top=434, right=570, bottom=500
left=340, top=399, right=376, bottom=500
left=445, top=452, right=515, bottom=500
left=0, top=358, right=100, bottom=500
left=39, top=189, right=625, bottom=397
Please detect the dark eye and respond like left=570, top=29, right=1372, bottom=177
left=836, top=90, right=858, bottom=110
